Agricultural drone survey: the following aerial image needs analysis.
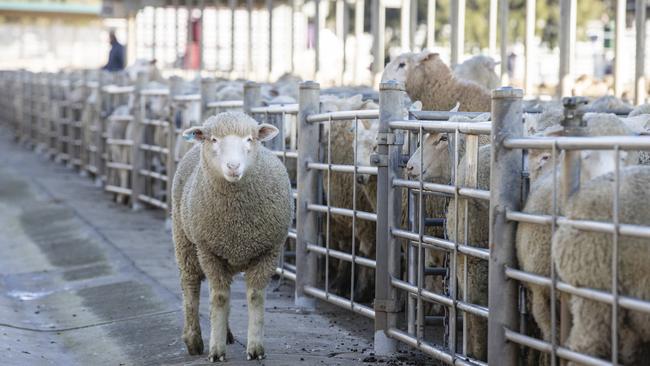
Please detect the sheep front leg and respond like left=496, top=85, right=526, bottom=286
left=180, top=273, right=203, bottom=355
left=245, top=284, right=266, bottom=360
left=244, top=253, right=277, bottom=360
left=207, top=284, right=230, bottom=362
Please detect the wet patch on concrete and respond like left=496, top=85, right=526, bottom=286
left=19, top=204, right=106, bottom=268
left=77, top=280, right=168, bottom=322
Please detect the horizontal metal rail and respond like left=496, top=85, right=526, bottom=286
left=307, top=109, right=379, bottom=123
left=108, top=115, right=134, bottom=122
left=392, top=228, right=490, bottom=261
left=207, top=100, right=243, bottom=108
left=386, top=328, right=486, bottom=366
left=271, top=150, right=298, bottom=159
left=307, top=162, right=378, bottom=175
left=141, top=119, right=169, bottom=127
left=274, top=267, right=296, bottom=281
left=250, top=104, right=299, bottom=114
left=139, top=169, right=168, bottom=182
left=393, top=179, right=490, bottom=201
left=306, top=243, right=376, bottom=269
left=138, top=194, right=167, bottom=210
left=102, top=85, right=134, bottom=94
left=303, top=286, right=375, bottom=319
left=505, top=136, right=650, bottom=150
left=307, top=203, right=377, bottom=222
left=140, top=88, right=169, bottom=96
left=390, top=121, right=492, bottom=135
left=504, top=329, right=611, bottom=366
left=106, top=162, right=133, bottom=170
left=391, top=277, right=489, bottom=319
left=105, top=184, right=132, bottom=195
left=506, top=210, right=650, bottom=239
left=505, top=267, right=650, bottom=314
left=411, top=110, right=490, bottom=121
left=139, top=144, right=169, bottom=154
left=106, top=139, right=133, bottom=146
left=172, top=94, right=201, bottom=102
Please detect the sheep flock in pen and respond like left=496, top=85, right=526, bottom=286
left=11, top=44, right=650, bottom=365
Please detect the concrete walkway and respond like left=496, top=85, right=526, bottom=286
left=0, top=128, right=434, bottom=366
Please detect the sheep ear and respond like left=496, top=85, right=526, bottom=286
left=449, top=102, right=460, bottom=113
left=410, top=101, right=423, bottom=112
left=416, top=51, right=439, bottom=64
left=543, top=125, right=564, bottom=136
left=182, top=126, right=206, bottom=142
left=257, top=123, right=279, bottom=141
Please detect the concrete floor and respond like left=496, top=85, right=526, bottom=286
left=0, top=128, right=437, bottom=366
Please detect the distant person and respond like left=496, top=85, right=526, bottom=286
left=103, top=31, right=125, bottom=72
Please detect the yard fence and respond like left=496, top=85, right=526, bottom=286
left=1, top=69, right=649, bottom=366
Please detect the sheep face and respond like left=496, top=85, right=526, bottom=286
left=381, top=51, right=441, bottom=84
left=353, top=118, right=378, bottom=185
left=406, top=133, right=451, bottom=182
left=182, top=113, right=279, bottom=183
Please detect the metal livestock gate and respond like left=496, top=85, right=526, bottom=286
left=4, top=73, right=650, bottom=365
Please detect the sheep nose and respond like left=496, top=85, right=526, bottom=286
left=227, top=162, right=240, bottom=171
left=406, top=165, right=414, bottom=172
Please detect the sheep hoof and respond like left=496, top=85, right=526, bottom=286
left=226, top=328, right=235, bottom=345
left=208, top=353, right=226, bottom=362
left=182, top=333, right=204, bottom=355
left=246, top=345, right=265, bottom=361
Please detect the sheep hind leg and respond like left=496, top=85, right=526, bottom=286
left=180, top=273, right=204, bottom=355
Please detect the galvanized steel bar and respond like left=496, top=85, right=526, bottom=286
left=426, top=0, right=435, bottom=50
left=499, top=0, right=509, bottom=82
left=307, top=109, right=379, bottom=122
left=504, top=136, right=650, bottom=150
left=295, top=81, right=320, bottom=308
left=131, top=72, right=148, bottom=211
left=450, top=0, right=465, bottom=67
left=243, top=81, right=262, bottom=115
left=636, top=0, right=647, bottom=105
left=489, top=0, right=497, bottom=57
left=525, top=0, right=536, bottom=95
left=559, top=0, right=576, bottom=97
left=374, top=81, right=404, bottom=355
left=615, top=0, right=626, bottom=97
left=487, top=87, right=523, bottom=366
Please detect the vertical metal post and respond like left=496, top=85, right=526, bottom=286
left=559, top=0, right=576, bottom=97
left=615, top=0, right=626, bottom=98
left=337, top=0, right=348, bottom=84
left=489, top=0, right=497, bottom=57
left=167, top=76, right=183, bottom=216
left=95, top=73, right=106, bottom=186
left=152, top=6, right=157, bottom=61
left=401, top=0, right=411, bottom=51
left=636, top=0, right=646, bottom=105
left=371, top=0, right=385, bottom=79
left=230, top=0, right=236, bottom=73
left=131, top=72, right=147, bottom=211
left=247, top=0, right=254, bottom=77
left=426, top=0, right=435, bottom=50
left=354, top=0, right=364, bottom=84
left=290, top=0, right=296, bottom=73
left=374, top=81, right=404, bottom=355
left=488, top=86, right=523, bottom=366
left=450, top=0, right=465, bottom=67
left=525, top=0, right=536, bottom=96
left=315, top=0, right=321, bottom=78
left=267, top=0, right=273, bottom=78
left=174, top=0, right=179, bottom=67
left=295, top=81, right=320, bottom=308
left=201, top=77, right=217, bottom=117
left=199, top=0, right=205, bottom=73
left=499, top=0, right=508, bottom=83
left=243, top=81, right=262, bottom=115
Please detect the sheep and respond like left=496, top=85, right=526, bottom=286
left=381, top=51, right=491, bottom=112
left=552, top=165, right=650, bottom=365
left=404, top=113, right=491, bottom=316
left=319, top=94, right=380, bottom=301
left=515, top=113, right=640, bottom=351
left=172, top=112, right=293, bottom=361
left=444, top=144, right=491, bottom=361
left=588, top=95, right=632, bottom=113
left=453, top=55, right=500, bottom=91
left=628, top=103, right=650, bottom=117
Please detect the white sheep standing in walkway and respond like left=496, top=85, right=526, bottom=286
left=171, top=112, right=293, bottom=362
left=552, top=166, right=650, bottom=365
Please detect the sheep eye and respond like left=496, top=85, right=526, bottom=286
left=211, top=137, right=218, bottom=143
left=246, top=137, right=253, bottom=143
left=439, top=135, right=448, bottom=142
left=398, top=62, right=406, bottom=68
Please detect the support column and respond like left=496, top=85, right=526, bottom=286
left=499, top=0, right=509, bottom=83
left=426, top=0, right=435, bottom=50
left=450, top=0, right=465, bottom=67
left=559, top=0, right=576, bottom=97
left=524, top=0, right=536, bottom=95
left=487, top=87, right=523, bottom=366
left=614, top=0, right=626, bottom=98
left=635, top=0, right=646, bottom=104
